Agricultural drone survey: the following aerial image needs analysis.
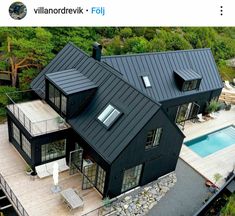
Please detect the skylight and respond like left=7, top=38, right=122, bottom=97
left=98, top=104, right=121, bottom=128
left=142, top=76, right=151, bottom=88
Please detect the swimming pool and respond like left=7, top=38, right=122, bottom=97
left=185, top=125, right=235, bottom=157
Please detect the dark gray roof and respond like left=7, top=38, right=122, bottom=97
left=31, top=43, right=183, bottom=164
left=102, top=49, right=223, bottom=102
left=174, top=68, right=202, bottom=81
left=46, top=69, right=97, bottom=95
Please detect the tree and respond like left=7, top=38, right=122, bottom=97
left=0, top=27, right=54, bottom=87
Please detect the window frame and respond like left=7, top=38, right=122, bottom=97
left=97, top=104, right=122, bottom=129
left=182, top=80, right=198, bottom=91
left=47, top=81, right=67, bottom=116
left=121, top=164, right=143, bottom=193
left=145, top=128, right=163, bottom=150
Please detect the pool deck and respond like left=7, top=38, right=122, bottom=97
left=180, top=105, right=235, bottom=187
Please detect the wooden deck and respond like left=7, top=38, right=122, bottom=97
left=180, top=105, right=235, bottom=187
left=0, top=123, right=102, bottom=216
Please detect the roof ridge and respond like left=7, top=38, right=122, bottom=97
left=102, top=48, right=211, bottom=59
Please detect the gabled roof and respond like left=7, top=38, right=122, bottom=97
left=46, top=69, right=97, bottom=95
left=31, top=43, right=184, bottom=164
left=174, top=68, right=202, bottom=81
left=102, top=49, right=223, bottom=102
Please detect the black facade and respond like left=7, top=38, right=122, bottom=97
left=6, top=42, right=223, bottom=198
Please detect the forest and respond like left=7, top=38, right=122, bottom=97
left=0, top=27, right=235, bottom=119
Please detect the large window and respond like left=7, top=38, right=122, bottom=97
left=48, top=82, right=67, bottom=115
left=22, top=134, right=31, bottom=158
left=98, top=104, right=121, bottom=128
left=12, top=123, right=20, bottom=145
left=41, top=139, right=66, bottom=162
left=183, top=80, right=198, bottom=91
left=145, top=128, right=162, bottom=150
left=121, top=164, right=143, bottom=192
left=96, top=166, right=106, bottom=194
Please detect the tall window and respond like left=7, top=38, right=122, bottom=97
left=12, top=123, right=20, bottom=145
left=142, top=76, right=151, bottom=88
left=22, top=134, right=31, bottom=158
left=48, top=82, right=67, bottom=115
left=121, top=164, right=143, bottom=192
left=41, top=139, right=66, bottom=162
left=96, top=166, right=106, bottom=194
left=183, top=80, right=198, bottom=91
left=145, top=128, right=162, bottom=150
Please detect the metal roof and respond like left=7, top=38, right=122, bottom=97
left=31, top=43, right=184, bottom=164
left=46, top=69, right=97, bottom=95
left=102, top=49, right=223, bottom=102
left=174, top=68, right=202, bottom=81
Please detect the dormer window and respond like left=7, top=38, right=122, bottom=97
left=98, top=104, right=121, bottom=128
left=142, top=76, right=151, bottom=88
left=182, top=80, right=198, bottom=91
left=174, top=69, right=202, bottom=92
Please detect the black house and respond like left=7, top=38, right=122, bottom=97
left=6, top=42, right=222, bottom=198
left=102, top=49, right=223, bottom=125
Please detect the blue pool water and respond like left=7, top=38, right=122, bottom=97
left=185, top=126, right=235, bottom=157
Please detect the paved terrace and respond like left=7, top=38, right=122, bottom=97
left=7, top=100, right=69, bottom=136
left=0, top=123, right=102, bottom=216
left=180, top=105, right=235, bottom=186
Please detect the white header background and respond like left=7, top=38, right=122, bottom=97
left=0, top=0, right=234, bottom=26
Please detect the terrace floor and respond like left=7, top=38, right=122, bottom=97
left=8, top=100, right=69, bottom=136
left=180, top=105, right=235, bottom=186
left=0, top=123, right=102, bottom=216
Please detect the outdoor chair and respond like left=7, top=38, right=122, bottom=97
left=197, top=114, right=206, bottom=122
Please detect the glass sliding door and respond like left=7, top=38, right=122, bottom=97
left=82, top=163, right=97, bottom=190
left=176, top=102, right=200, bottom=123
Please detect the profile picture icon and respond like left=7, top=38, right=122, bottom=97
left=9, top=2, right=27, bottom=20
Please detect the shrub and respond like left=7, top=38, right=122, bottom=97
left=221, top=193, right=235, bottom=216
left=206, top=99, right=220, bottom=114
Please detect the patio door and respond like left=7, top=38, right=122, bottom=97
left=69, top=148, right=83, bottom=175
left=82, top=163, right=97, bottom=190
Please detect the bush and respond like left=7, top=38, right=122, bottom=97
left=206, top=99, right=220, bottom=114
left=221, top=193, right=235, bottom=216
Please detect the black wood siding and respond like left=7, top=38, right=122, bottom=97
left=106, top=109, right=184, bottom=198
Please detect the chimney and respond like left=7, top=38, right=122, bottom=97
left=92, top=42, right=102, bottom=61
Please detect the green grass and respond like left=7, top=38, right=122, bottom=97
left=221, top=193, right=235, bottom=216
left=219, top=65, right=235, bottom=82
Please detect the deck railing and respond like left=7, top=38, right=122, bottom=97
left=0, top=173, right=29, bottom=216
left=6, top=90, right=68, bottom=136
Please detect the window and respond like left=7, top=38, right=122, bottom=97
left=22, top=134, right=31, bottom=158
left=12, top=123, right=20, bottom=145
left=145, top=128, right=162, bottom=150
left=48, top=82, right=67, bottom=115
left=142, top=76, right=151, bottom=88
left=96, top=166, right=106, bottom=194
left=49, top=83, right=55, bottom=103
left=183, top=80, right=198, bottom=91
left=98, top=104, right=121, bottom=127
left=121, top=164, right=142, bottom=192
left=41, top=139, right=66, bottom=162
left=61, top=94, right=67, bottom=114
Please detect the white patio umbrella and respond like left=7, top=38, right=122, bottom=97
left=51, top=162, right=61, bottom=193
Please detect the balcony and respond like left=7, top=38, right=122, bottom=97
left=7, top=90, right=70, bottom=136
